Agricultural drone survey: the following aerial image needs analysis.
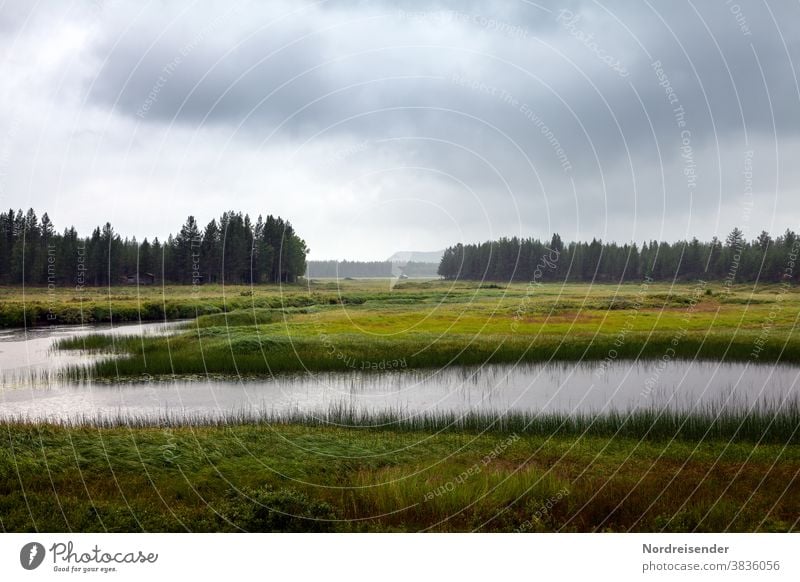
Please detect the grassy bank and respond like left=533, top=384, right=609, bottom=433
left=1, top=421, right=796, bottom=532
left=0, top=282, right=346, bottom=328
left=43, top=279, right=800, bottom=377
left=12, top=401, right=800, bottom=443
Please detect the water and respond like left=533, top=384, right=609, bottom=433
left=0, top=320, right=184, bottom=385
left=0, top=322, right=798, bottom=423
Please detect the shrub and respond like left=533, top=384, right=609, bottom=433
left=221, top=485, right=338, bottom=532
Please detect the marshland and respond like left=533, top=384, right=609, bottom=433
left=5, top=0, right=800, bottom=548
left=1, top=279, right=799, bottom=532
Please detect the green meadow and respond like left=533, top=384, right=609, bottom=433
left=33, top=278, right=800, bottom=378
left=1, top=279, right=799, bottom=532
left=1, top=421, right=798, bottom=532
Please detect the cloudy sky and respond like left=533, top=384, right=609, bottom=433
left=1, top=0, right=798, bottom=260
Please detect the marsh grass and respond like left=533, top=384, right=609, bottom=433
left=54, top=328, right=800, bottom=380
left=0, top=419, right=797, bottom=532
left=6, top=398, right=799, bottom=444
left=55, top=333, right=122, bottom=351
left=0, top=283, right=404, bottom=327
left=19, top=280, right=800, bottom=378
left=5, top=281, right=800, bottom=533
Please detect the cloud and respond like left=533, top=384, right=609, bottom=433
left=0, top=0, right=799, bottom=260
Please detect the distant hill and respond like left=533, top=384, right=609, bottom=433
left=386, top=250, right=444, bottom=264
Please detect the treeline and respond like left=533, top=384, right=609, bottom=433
left=306, top=260, right=440, bottom=278
left=438, top=228, right=800, bottom=283
left=0, top=209, right=308, bottom=286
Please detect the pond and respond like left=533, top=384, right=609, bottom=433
left=0, top=322, right=797, bottom=423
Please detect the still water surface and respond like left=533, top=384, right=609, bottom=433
left=0, top=322, right=797, bottom=422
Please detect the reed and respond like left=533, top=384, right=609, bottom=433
left=5, top=397, right=798, bottom=444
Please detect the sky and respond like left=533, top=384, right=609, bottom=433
left=0, top=0, right=798, bottom=260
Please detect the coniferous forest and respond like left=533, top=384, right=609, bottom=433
left=438, top=229, right=800, bottom=283
left=0, top=209, right=308, bottom=286
left=2, top=208, right=798, bottom=286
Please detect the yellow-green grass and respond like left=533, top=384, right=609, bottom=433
left=0, top=283, right=325, bottom=327
left=6, top=280, right=798, bottom=534
left=0, top=422, right=796, bottom=532
left=47, top=280, right=800, bottom=377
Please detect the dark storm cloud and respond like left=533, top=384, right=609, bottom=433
left=80, top=0, right=799, bottom=217
left=2, top=0, right=799, bottom=258
left=85, top=1, right=799, bottom=138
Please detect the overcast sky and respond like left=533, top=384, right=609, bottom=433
left=1, top=0, right=798, bottom=260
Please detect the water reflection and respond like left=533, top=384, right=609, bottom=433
left=0, top=323, right=798, bottom=422
left=0, top=320, right=184, bottom=386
